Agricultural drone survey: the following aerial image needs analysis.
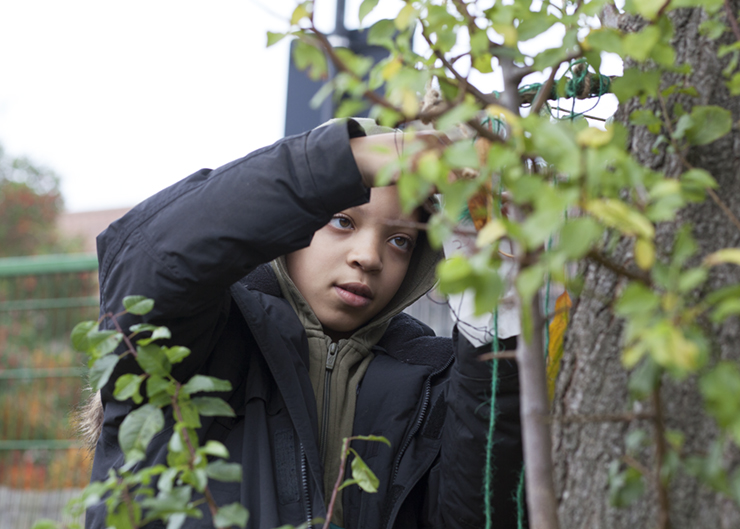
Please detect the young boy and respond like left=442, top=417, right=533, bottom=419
left=84, top=119, right=523, bottom=529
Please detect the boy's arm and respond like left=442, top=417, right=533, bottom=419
left=97, top=122, right=370, bottom=392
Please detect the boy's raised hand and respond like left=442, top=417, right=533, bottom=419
left=350, top=131, right=450, bottom=188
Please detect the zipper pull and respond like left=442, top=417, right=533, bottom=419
left=326, top=342, right=338, bottom=371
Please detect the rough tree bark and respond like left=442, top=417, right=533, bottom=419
left=553, top=3, right=740, bottom=528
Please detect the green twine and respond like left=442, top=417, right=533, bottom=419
left=516, top=465, right=526, bottom=529
left=484, top=312, right=500, bottom=529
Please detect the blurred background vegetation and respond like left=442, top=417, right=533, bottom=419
left=0, top=144, right=100, bottom=527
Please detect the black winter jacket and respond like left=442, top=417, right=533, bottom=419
left=86, top=122, right=524, bottom=529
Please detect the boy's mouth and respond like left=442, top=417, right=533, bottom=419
left=335, top=283, right=373, bottom=308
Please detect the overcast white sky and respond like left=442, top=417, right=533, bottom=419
left=0, top=0, right=618, bottom=212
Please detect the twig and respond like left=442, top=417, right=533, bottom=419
left=531, top=51, right=585, bottom=115
left=108, top=313, right=139, bottom=357
left=171, top=385, right=221, bottom=524
left=652, top=383, right=671, bottom=529
left=623, top=454, right=652, bottom=476
left=655, top=0, right=673, bottom=21
left=586, top=249, right=651, bottom=285
left=323, top=437, right=351, bottom=529
left=420, top=25, right=497, bottom=107
left=478, top=351, right=518, bottom=360
left=725, top=0, right=740, bottom=42
left=518, top=290, right=560, bottom=529
left=551, top=411, right=654, bottom=424
left=120, top=481, right=140, bottom=529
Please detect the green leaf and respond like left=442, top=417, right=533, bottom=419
left=630, top=109, right=663, bottom=135
left=214, top=503, right=249, bottom=529
left=89, top=354, right=121, bottom=392
left=140, top=485, right=193, bottom=516
left=611, top=68, right=661, bottom=103
left=123, top=295, right=155, bottom=315
left=435, top=102, right=480, bottom=133
left=118, top=404, right=165, bottom=464
left=135, top=325, right=171, bottom=346
left=359, top=0, right=379, bottom=25
left=367, top=19, right=396, bottom=48
left=705, top=248, right=740, bottom=266
left=292, top=39, right=328, bottom=81
left=137, top=344, right=172, bottom=377
left=181, top=375, right=232, bottom=396
left=163, top=346, right=191, bottom=364
left=437, top=255, right=475, bottom=294
left=114, top=374, right=145, bottom=404
left=291, top=2, right=311, bottom=25
left=608, top=461, right=645, bottom=507
left=516, top=264, right=545, bottom=305
left=395, top=3, right=417, bottom=30
left=615, top=282, right=659, bottom=316
left=700, top=362, right=740, bottom=444
left=31, top=520, right=59, bottom=529
left=586, top=199, right=655, bottom=239
left=684, top=106, right=733, bottom=145
left=206, top=460, right=242, bottom=482
left=443, top=142, right=479, bottom=169
left=71, top=321, right=97, bottom=352
left=199, top=440, right=230, bottom=459
left=728, top=73, right=740, bottom=96
left=350, top=450, right=380, bottom=493
left=623, top=26, right=661, bottom=61
left=558, top=218, right=604, bottom=259
left=267, top=31, right=287, bottom=47
left=624, top=0, right=666, bottom=19
left=191, top=397, right=236, bottom=417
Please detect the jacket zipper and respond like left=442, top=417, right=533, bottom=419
left=320, top=342, right=338, bottom=464
left=300, top=444, right=312, bottom=526
left=391, top=354, right=455, bottom=485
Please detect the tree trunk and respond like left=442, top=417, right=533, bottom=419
left=553, top=3, right=740, bottom=528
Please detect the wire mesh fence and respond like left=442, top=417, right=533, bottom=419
left=0, top=253, right=99, bottom=529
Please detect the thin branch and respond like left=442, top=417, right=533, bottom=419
left=586, top=249, right=651, bottom=285
left=652, top=383, right=671, bottom=529
left=623, top=454, right=652, bottom=476
left=655, top=0, right=673, bottom=21
left=478, top=351, right=518, bottom=360
left=108, top=313, right=138, bottom=357
left=420, top=24, right=497, bottom=107
left=725, top=0, right=740, bottom=42
left=552, top=411, right=655, bottom=424
left=323, top=437, right=352, bottom=529
left=531, top=63, right=562, bottom=115
left=530, top=51, right=585, bottom=115
left=171, top=385, right=221, bottom=524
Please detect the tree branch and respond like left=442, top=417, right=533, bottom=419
left=725, top=0, right=740, bottom=42
left=586, top=249, right=651, bottom=285
left=652, top=383, right=671, bottom=529
left=552, top=411, right=655, bottom=423
left=518, top=290, right=560, bottom=529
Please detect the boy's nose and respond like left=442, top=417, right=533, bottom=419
left=348, top=241, right=383, bottom=272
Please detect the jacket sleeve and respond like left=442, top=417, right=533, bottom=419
left=96, top=121, right=369, bottom=396
left=428, top=330, right=524, bottom=528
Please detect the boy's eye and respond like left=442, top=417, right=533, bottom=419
left=390, top=236, right=414, bottom=252
left=329, top=215, right=353, bottom=230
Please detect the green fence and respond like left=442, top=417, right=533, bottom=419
left=0, top=253, right=99, bottom=529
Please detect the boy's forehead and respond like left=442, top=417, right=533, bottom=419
left=348, top=186, right=420, bottom=222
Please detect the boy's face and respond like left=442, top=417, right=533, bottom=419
left=286, top=186, right=419, bottom=339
